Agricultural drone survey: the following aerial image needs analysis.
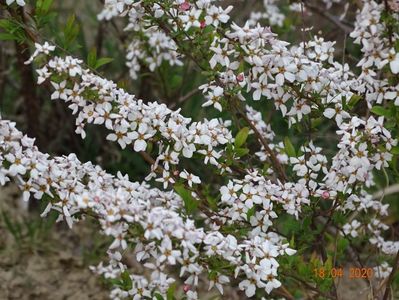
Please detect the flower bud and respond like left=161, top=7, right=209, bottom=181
left=179, top=2, right=190, bottom=11
left=322, top=191, right=330, bottom=200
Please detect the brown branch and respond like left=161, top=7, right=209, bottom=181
left=382, top=250, right=399, bottom=300
left=171, top=88, right=201, bottom=108
left=384, top=0, right=393, bottom=46
left=283, top=272, right=336, bottom=300
left=6, top=6, right=42, bottom=147
left=303, top=1, right=354, bottom=33
left=237, top=109, right=288, bottom=182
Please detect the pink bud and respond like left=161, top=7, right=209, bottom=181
left=183, top=284, right=191, bottom=293
left=200, top=20, right=206, bottom=29
left=322, top=191, right=330, bottom=200
left=179, top=2, right=191, bottom=11
left=173, top=170, right=180, bottom=177
left=94, top=196, right=100, bottom=203
left=236, top=73, right=244, bottom=82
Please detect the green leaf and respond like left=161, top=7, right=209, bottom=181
left=63, top=14, right=80, bottom=49
left=174, top=184, right=198, bottom=214
left=87, top=48, right=97, bottom=69
left=246, top=206, right=256, bottom=222
left=235, top=148, right=249, bottom=157
left=290, top=234, right=295, bottom=248
left=1, top=211, right=21, bottom=242
left=284, top=137, right=296, bottom=157
left=166, top=283, right=176, bottom=300
left=170, top=74, right=182, bottom=89
left=42, top=0, right=54, bottom=12
left=347, top=95, right=362, bottom=109
left=0, top=19, right=17, bottom=31
left=0, top=33, right=18, bottom=41
left=121, top=271, right=132, bottom=290
left=234, top=127, right=249, bottom=148
left=95, top=57, right=114, bottom=69
left=206, top=195, right=218, bottom=211
left=154, top=294, right=164, bottom=300
left=392, top=146, right=399, bottom=155
left=337, top=238, right=349, bottom=253
left=370, top=106, right=393, bottom=117
left=36, top=0, right=54, bottom=14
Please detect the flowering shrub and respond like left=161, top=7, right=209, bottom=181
left=1, top=0, right=399, bottom=299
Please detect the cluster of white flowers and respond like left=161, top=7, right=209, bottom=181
left=97, top=0, right=233, bottom=79
left=98, top=1, right=183, bottom=79
left=323, top=116, right=399, bottom=255
left=248, top=0, right=285, bottom=27
left=199, top=24, right=358, bottom=128
left=350, top=0, right=399, bottom=106
left=374, top=262, right=393, bottom=279
left=0, top=115, right=297, bottom=298
left=15, top=36, right=302, bottom=296
left=32, top=47, right=234, bottom=188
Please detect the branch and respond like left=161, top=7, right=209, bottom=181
left=304, top=1, right=354, bottom=33
left=237, top=108, right=288, bottom=182
left=382, top=250, right=399, bottom=300
left=373, top=183, right=399, bottom=200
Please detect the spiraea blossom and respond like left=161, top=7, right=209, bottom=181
left=2, top=0, right=399, bottom=298
left=5, top=0, right=25, bottom=7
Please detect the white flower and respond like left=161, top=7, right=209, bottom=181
left=106, top=125, right=134, bottom=149
left=202, top=86, right=224, bottom=111
left=343, top=220, right=361, bottom=238
left=179, top=8, right=202, bottom=31
left=205, top=6, right=232, bottom=27
left=209, top=274, right=230, bottom=294
left=239, top=272, right=263, bottom=297
left=51, top=81, right=69, bottom=101
left=179, top=170, right=201, bottom=187
left=6, top=0, right=25, bottom=7
left=156, top=170, right=175, bottom=189
left=272, top=62, right=297, bottom=86
left=251, top=80, right=271, bottom=101
left=323, top=104, right=350, bottom=126
left=220, top=181, right=241, bottom=202
left=5, top=151, right=27, bottom=176
left=158, top=237, right=181, bottom=265
left=388, top=51, right=399, bottom=74
left=130, top=123, right=154, bottom=152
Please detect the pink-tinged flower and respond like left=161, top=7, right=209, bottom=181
left=236, top=73, right=244, bottom=82
left=322, top=191, right=330, bottom=199
left=179, top=2, right=190, bottom=11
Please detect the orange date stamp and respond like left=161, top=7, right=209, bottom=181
left=313, top=267, right=374, bottom=279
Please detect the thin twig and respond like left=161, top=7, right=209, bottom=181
left=304, top=1, right=354, bottom=33
left=237, top=108, right=288, bottom=182
left=382, top=250, right=399, bottom=300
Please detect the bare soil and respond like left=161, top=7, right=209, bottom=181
left=0, top=184, right=110, bottom=300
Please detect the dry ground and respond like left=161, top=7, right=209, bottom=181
left=0, top=184, right=110, bottom=300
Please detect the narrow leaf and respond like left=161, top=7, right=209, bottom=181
left=284, top=137, right=296, bottom=157
left=174, top=184, right=198, bottom=214
left=235, top=127, right=249, bottom=148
